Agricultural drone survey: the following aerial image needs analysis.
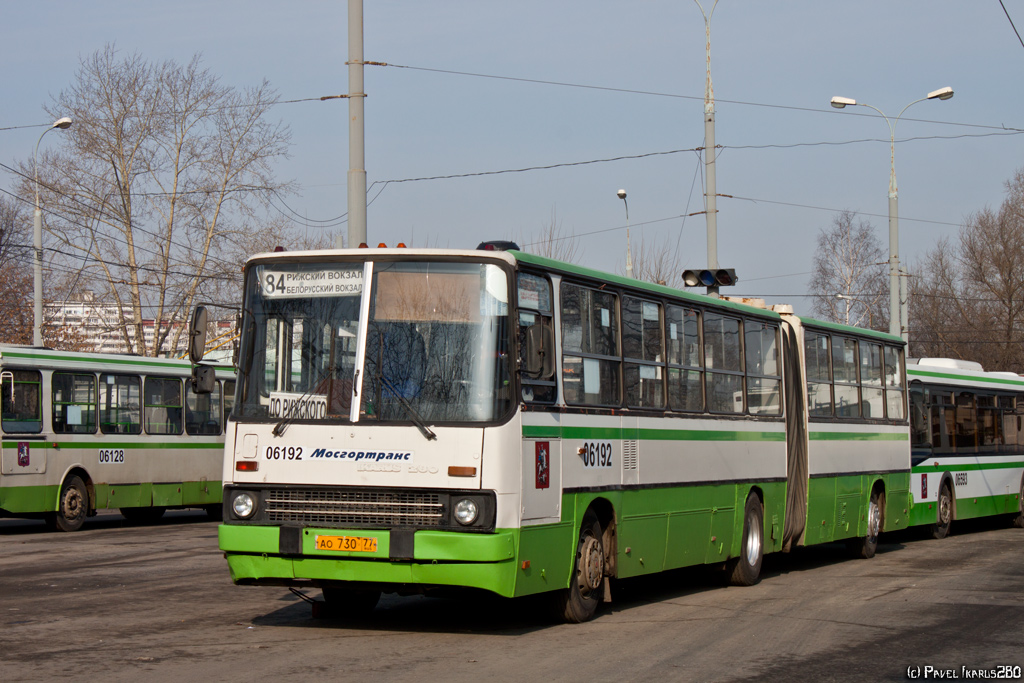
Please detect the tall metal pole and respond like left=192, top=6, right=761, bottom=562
left=32, top=117, right=73, bottom=347
left=887, top=127, right=900, bottom=339
left=695, top=0, right=719, bottom=298
left=830, top=88, right=952, bottom=343
left=618, top=189, right=632, bottom=279
left=345, top=0, right=367, bottom=249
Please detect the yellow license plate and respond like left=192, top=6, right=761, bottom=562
left=314, top=535, right=378, bottom=552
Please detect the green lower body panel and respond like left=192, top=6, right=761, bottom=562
left=94, top=481, right=222, bottom=509
left=805, top=473, right=910, bottom=545
left=0, top=484, right=58, bottom=514
left=909, top=492, right=1019, bottom=527
left=220, top=524, right=525, bottom=598
left=567, top=481, right=787, bottom=581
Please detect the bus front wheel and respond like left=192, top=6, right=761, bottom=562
left=553, top=511, right=605, bottom=623
left=47, top=475, right=89, bottom=532
left=932, top=482, right=953, bottom=539
left=848, top=489, right=884, bottom=559
left=726, top=494, right=763, bottom=586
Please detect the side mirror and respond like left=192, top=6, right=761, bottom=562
left=189, top=306, right=208, bottom=364
left=524, top=322, right=554, bottom=380
left=190, top=365, right=216, bottom=394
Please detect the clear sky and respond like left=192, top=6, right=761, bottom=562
left=3, top=1, right=1022, bottom=315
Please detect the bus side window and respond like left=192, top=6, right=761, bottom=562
left=859, top=341, right=883, bottom=419
left=186, top=379, right=223, bottom=436
left=1, top=370, right=42, bottom=434
left=703, top=312, right=742, bottom=414
left=145, top=377, right=183, bottom=436
left=517, top=272, right=556, bottom=404
left=745, top=321, right=781, bottom=416
left=52, top=372, right=97, bottom=434
left=833, top=336, right=860, bottom=419
left=666, top=305, right=703, bottom=412
left=884, top=345, right=905, bottom=420
left=622, top=296, right=665, bottom=409
left=100, top=374, right=142, bottom=435
left=804, top=331, right=832, bottom=417
left=561, top=283, right=620, bottom=406
left=909, top=385, right=929, bottom=448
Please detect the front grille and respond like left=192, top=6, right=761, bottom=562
left=264, top=488, right=444, bottom=528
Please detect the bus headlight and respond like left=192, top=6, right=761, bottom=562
left=232, top=492, right=256, bottom=519
left=453, top=498, right=479, bottom=526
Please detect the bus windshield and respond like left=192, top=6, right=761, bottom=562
left=236, top=259, right=512, bottom=425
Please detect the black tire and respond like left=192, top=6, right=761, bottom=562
left=119, top=506, right=166, bottom=524
left=847, top=489, right=884, bottom=559
left=552, top=511, right=605, bottom=623
left=47, top=475, right=89, bottom=532
left=321, top=585, right=380, bottom=619
left=931, top=482, right=953, bottom=539
left=726, top=495, right=764, bottom=586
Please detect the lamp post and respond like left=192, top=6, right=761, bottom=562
left=695, top=0, right=720, bottom=297
left=617, top=189, right=633, bottom=279
left=33, top=116, right=73, bottom=347
left=835, top=293, right=874, bottom=329
left=829, top=87, right=953, bottom=342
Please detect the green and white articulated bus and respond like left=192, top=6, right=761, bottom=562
left=217, top=244, right=910, bottom=622
left=0, top=346, right=234, bottom=531
left=907, top=358, right=1024, bottom=536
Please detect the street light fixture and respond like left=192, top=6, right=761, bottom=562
left=835, top=293, right=874, bottom=329
left=33, top=116, right=73, bottom=346
left=618, top=189, right=633, bottom=279
left=828, top=88, right=953, bottom=342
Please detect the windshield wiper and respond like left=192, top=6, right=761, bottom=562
left=272, top=363, right=337, bottom=437
left=378, top=375, right=437, bottom=441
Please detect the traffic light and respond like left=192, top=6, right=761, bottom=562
left=681, top=268, right=738, bottom=288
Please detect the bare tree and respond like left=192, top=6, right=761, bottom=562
left=0, top=195, right=29, bottom=266
left=0, top=197, right=33, bottom=343
left=519, top=207, right=582, bottom=263
left=21, top=46, right=293, bottom=356
left=809, top=210, right=887, bottom=330
left=911, top=169, right=1024, bottom=370
left=626, top=232, right=683, bottom=287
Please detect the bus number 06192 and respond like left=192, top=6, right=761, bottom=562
left=579, top=441, right=613, bottom=468
left=265, top=446, right=303, bottom=461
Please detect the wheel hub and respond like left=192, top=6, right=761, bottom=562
left=64, top=488, right=84, bottom=519
left=578, top=535, right=604, bottom=593
left=938, top=493, right=951, bottom=525
left=867, top=500, right=881, bottom=539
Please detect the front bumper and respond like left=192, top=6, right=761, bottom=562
left=219, top=523, right=519, bottom=597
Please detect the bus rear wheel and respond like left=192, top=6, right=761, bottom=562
left=726, top=494, right=764, bottom=586
left=47, top=475, right=89, bottom=532
left=553, top=511, right=605, bottom=623
left=932, top=482, right=953, bottom=539
left=847, top=489, right=883, bottom=559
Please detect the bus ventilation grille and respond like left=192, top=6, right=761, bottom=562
left=264, top=488, right=444, bottom=528
left=622, top=440, right=639, bottom=470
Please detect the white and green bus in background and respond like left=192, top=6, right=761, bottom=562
left=907, top=358, right=1024, bottom=536
left=0, top=346, right=234, bottom=531
left=216, top=244, right=910, bottom=622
